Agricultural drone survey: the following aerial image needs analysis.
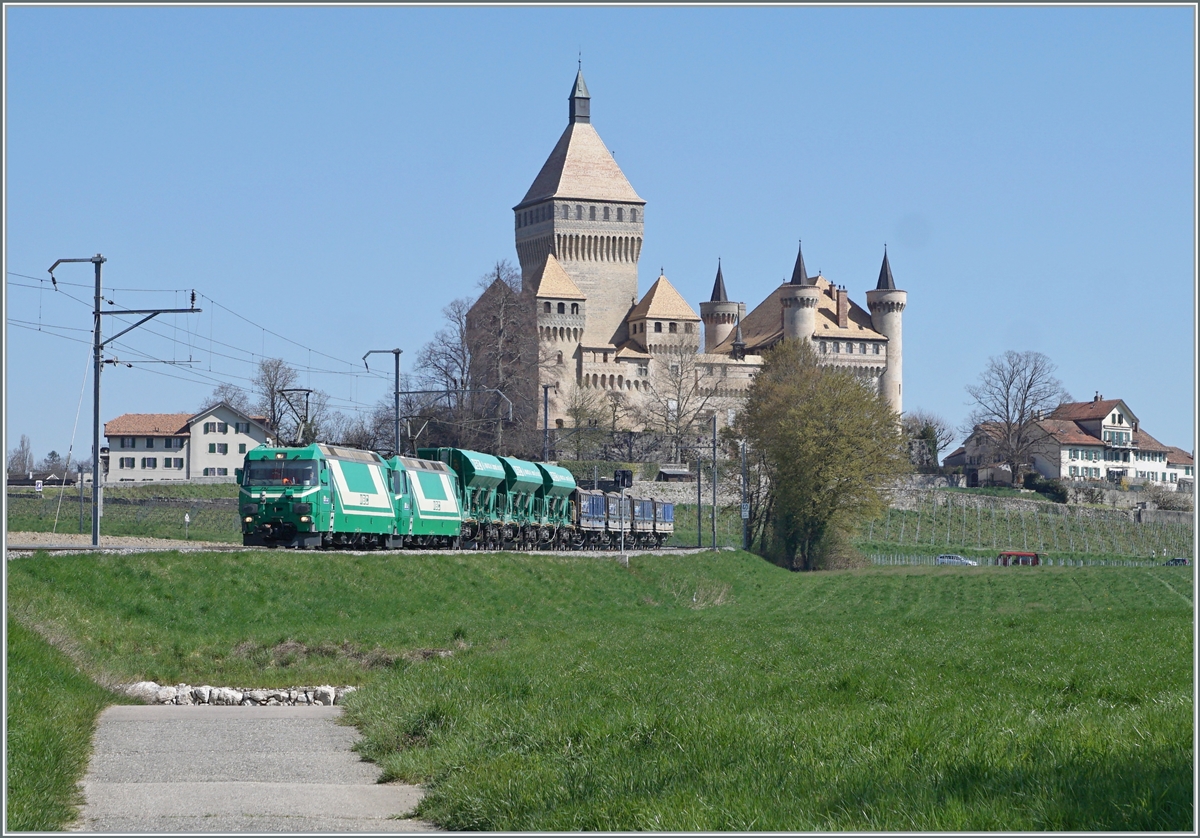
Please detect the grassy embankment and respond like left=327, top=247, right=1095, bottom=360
left=6, top=549, right=1193, bottom=831
left=4, top=617, right=132, bottom=831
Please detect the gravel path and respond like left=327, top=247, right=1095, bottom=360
left=5, top=531, right=236, bottom=558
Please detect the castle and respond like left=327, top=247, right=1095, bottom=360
left=470, top=69, right=907, bottom=434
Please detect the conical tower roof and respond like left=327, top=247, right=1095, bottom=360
left=876, top=247, right=896, bottom=290
left=515, top=72, right=643, bottom=209
left=709, top=259, right=728, bottom=302
left=789, top=240, right=813, bottom=285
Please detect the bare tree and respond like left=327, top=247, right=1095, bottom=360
left=7, top=434, right=34, bottom=475
left=202, top=382, right=252, bottom=414
left=415, top=297, right=474, bottom=413
left=637, top=348, right=723, bottom=463
left=965, top=350, right=1071, bottom=485
left=558, top=381, right=607, bottom=460
left=251, top=358, right=299, bottom=441
left=903, top=408, right=956, bottom=466
left=465, top=260, right=538, bottom=456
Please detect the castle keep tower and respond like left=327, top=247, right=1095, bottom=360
left=699, top=260, right=744, bottom=353
left=514, top=70, right=645, bottom=348
left=866, top=248, right=906, bottom=413
left=780, top=241, right=821, bottom=341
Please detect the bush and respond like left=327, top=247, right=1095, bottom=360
left=1023, top=473, right=1068, bottom=503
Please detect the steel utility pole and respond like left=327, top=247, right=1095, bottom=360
left=49, top=255, right=200, bottom=546
left=363, top=349, right=402, bottom=455
left=711, top=414, right=718, bottom=551
left=542, top=384, right=552, bottom=461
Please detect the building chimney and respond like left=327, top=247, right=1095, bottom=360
left=836, top=286, right=849, bottom=328
left=1094, top=391, right=1100, bottom=402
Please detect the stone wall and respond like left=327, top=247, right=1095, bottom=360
left=118, top=681, right=357, bottom=707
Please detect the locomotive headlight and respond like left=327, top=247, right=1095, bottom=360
left=244, top=516, right=254, bottom=523
left=299, top=515, right=311, bottom=523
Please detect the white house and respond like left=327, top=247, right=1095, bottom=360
left=104, top=402, right=272, bottom=482
left=954, top=394, right=1190, bottom=492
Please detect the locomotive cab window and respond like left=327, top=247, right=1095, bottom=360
left=393, top=471, right=408, bottom=494
left=243, top=461, right=318, bottom=486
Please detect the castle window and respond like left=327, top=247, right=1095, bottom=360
left=654, top=322, right=662, bottom=333
left=617, top=207, right=624, bottom=221
left=821, top=341, right=828, bottom=354
left=544, top=302, right=551, bottom=313
left=589, top=206, right=596, bottom=221
left=833, top=342, right=840, bottom=353
left=669, top=322, right=677, bottom=333
left=576, top=205, right=583, bottom=220
left=638, top=365, right=648, bottom=377
left=684, top=323, right=693, bottom=334
left=563, top=205, right=569, bottom=220
left=603, top=207, right=610, bottom=221
left=873, top=344, right=880, bottom=355
left=571, top=303, right=579, bottom=315
left=557, top=302, right=565, bottom=314
left=603, top=352, right=609, bottom=363
left=556, top=351, right=563, bottom=365
left=846, top=342, right=852, bottom=353
left=860, top=343, right=866, bottom=354
left=631, top=208, right=638, bottom=222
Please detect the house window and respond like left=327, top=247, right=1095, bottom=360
left=589, top=206, right=596, bottom=220
left=557, top=302, right=565, bottom=314
left=571, top=303, right=579, bottom=315
left=119, top=457, right=134, bottom=469
left=203, top=422, right=215, bottom=434
left=669, top=322, right=677, bottom=333
left=217, top=422, right=228, bottom=433
left=617, top=208, right=624, bottom=221
left=217, top=444, right=228, bottom=455
left=141, top=457, right=157, bottom=469
left=217, top=468, right=228, bottom=476
left=120, top=437, right=134, bottom=448
left=654, top=322, right=662, bottom=333
left=235, top=423, right=249, bottom=434
left=203, top=467, right=213, bottom=477
left=209, top=443, right=216, bottom=453
left=1069, top=466, right=1077, bottom=477
left=146, top=438, right=155, bottom=448
left=173, top=458, right=183, bottom=469
left=239, top=443, right=246, bottom=454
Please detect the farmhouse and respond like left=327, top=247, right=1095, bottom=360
left=103, top=401, right=272, bottom=482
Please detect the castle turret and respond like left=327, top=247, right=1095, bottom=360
left=699, top=259, right=744, bottom=353
left=780, top=240, right=821, bottom=342
left=866, top=247, right=906, bottom=414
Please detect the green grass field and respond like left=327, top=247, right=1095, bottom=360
left=6, top=549, right=1193, bottom=831
left=4, top=617, right=131, bottom=832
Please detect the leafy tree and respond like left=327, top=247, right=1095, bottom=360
left=7, top=434, right=34, bottom=475
left=964, top=350, right=1071, bottom=485
left=738, top=339, right=910, bottom=571
left=38, top=450, right=64, bottom=471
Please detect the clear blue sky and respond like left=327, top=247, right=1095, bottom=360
left=4, top=5, right=1196, bottom=466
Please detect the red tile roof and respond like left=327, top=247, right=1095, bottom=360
left=1133, top=429, right=1170, bottom=453
left=104, top=413, right=191, bottom=436
left=1034, top=419, right=1101, bottom=447
left=1049, top=399, right=1124, bottom=422
left=1166, top=446, right=1194, bottom=467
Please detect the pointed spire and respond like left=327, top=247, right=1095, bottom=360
left=731, top=314, right=746, bottom=360
left=569, top=69, right=590, bottom=123
left=789, top=239, right=812, bottom=285
left=876, top=245, right=895, bottom=290
left=710, top=258, right=728, bottom=302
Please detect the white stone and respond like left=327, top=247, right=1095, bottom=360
left=154, top=686, right=177, bottom=704
left=192, top=686, right=212, bottom=704
left=125, top=681, right=161, bottom=703
left=314, top=685, right=336, bottom=706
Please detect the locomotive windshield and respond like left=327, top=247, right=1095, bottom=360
left=243, top=461, right=319, bottom=486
